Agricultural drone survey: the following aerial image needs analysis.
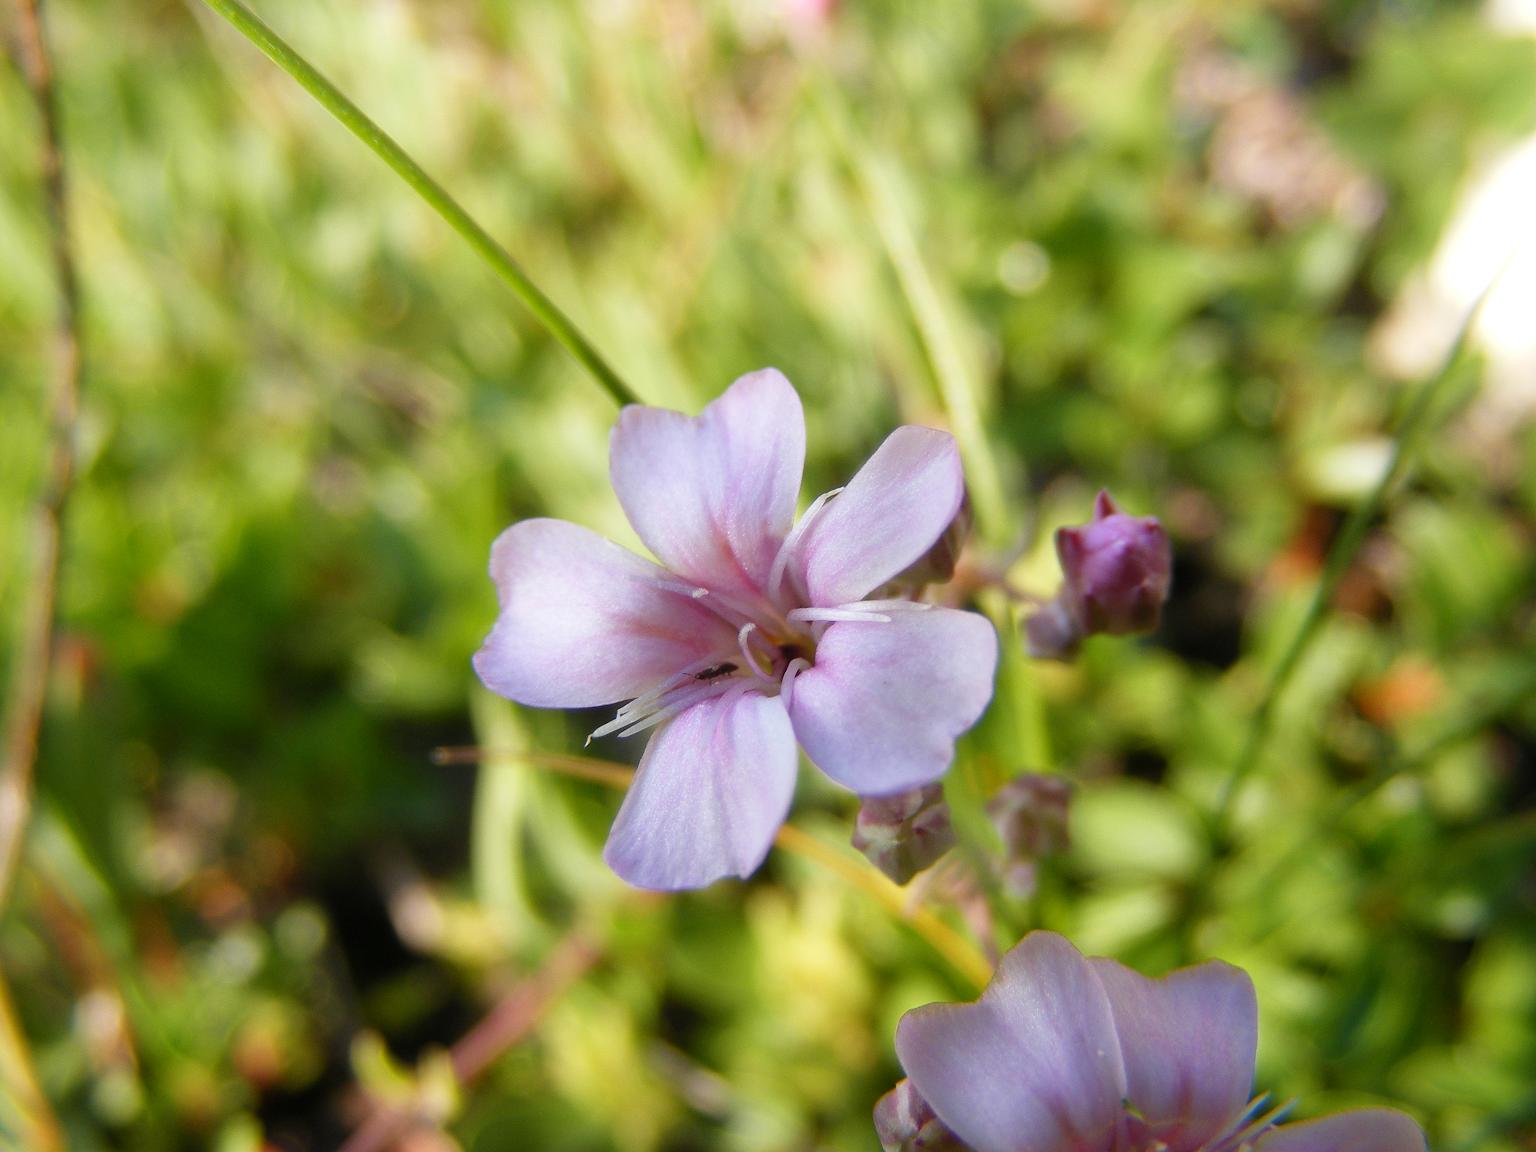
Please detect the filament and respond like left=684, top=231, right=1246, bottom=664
left=737, top=624, right=777, bottom=684
left=587, top=678, right=736, bottom=743
left=787, top=607, right=892, bottom=624
left=778, top=657, right=811, bottom=711
left=768, top=486, right=843, bottom=602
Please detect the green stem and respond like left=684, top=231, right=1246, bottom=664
left=812, top=87, right=1046, bottom=789
left=198, top=0, right=642, bottom=409
left=1208, top=276, right=1504, bottom=843
left=1233, top=651, right=1536, bottom=950
left=811, top=86, right=1011, bottom=548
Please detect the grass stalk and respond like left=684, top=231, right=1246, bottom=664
left=197, top=0, right=642, bottom=408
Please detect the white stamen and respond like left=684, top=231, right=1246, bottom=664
left=687, top=584, right=777, bottom=633
left=835, top=598, right=932, bottom=613
left=641, top=573, right=710, bottom=599
left=613, top=669, right=692, bottom=719
left=610, top=703, right=689, bottom=740
left=613, top=653, right=738, bottom=720
left=778, top=657, right=811, bottom=711
left=737, top=624, right=777, bottom=684
left=787, top=607, right=892, bottom=624
left=587, top=678, right=735, bottom=743
left=768, top=486, right=844, bottom=602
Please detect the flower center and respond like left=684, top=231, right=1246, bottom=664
left=586, top=484, right=934, bottom=744
left=1138, top=1095, right=1289, bottom=1152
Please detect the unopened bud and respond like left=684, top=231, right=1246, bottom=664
left=985, top=774, right=1072, bottom=900
left=886, top=491, right=972, bottom=595
left=873, top=1078, right=967, bottom=1152
left=1027, top=491, right=1171, bottom=658
left=1022, top=599, right=1078, bottom=661
left=852, top=784, right=955, bottom=885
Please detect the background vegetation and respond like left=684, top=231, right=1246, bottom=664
left=3, top=1, right=1535, bottom=1149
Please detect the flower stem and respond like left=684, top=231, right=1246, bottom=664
left=196, top=0, right=642, bottom=409
left=1, top=20, right=79, bottom=1136
left=440, top=745, right=994, bottom=989
left=810, top=87, right=1048, bottom=792
left=819, top=97, right=1011, bottom=549
left=1208, top=273, right=1507, bottom=845
left=774, top=824, right=993, bottom=991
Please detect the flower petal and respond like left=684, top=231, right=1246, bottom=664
left=788, top=608, right=996, bottom=795
left=610, top=368, right=804, bottom=600
left=1088, top=957, right=1257, bottom=1152
left=1256, top=1110, right=1428, bottom=1152
left=795, top=425, right=964, bottom=607
left=603, top=689, right=797, bottom=890
left=473, top=519, right=734, bottom=709
left=896, top=932, right=1129, bottom=1152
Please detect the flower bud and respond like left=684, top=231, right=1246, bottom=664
left=1058, top=491, right=1171, bottom=634
left=852, top=784, right=956, bottom=885
left=1027, top=491, right=1171, bottom=658
left=884, top=491, right=972, bottom=596
left=873, top=1078, right=967, bottom=1152
left=1022, top=599, right=1078, bottom=661
left=985, top=773, right=1071, bottom=900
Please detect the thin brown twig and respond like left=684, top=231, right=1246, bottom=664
left=0, top=4, right=78, bottom=1147
left=432, top=744, right=635, bottom=790
left=1, top=0, right=82, bottom=911
left=0, top=973, right=63, bottom=1152
left=338, top=932, right=600, bottom=1152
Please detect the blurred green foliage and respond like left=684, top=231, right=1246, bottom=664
left=3, top=0, right=1535, bottom=1149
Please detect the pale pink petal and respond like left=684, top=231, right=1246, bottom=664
left=896, top=932, right=1129, bottom=1152
left=1256, top=1110, right=1428, bottom=1152
left=603, top=690, right=797, bottom=890
left=788, top=608, right=996, bottom=795
left=609, top=368, right=804, bottom=600
left=1088, top=957, right=1257, bottom=1152
left=795, top=426, right=964, bottom=607
left=473, top=519, right=734, bottom=709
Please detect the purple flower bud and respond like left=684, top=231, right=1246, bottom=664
left=873, top=1078, right=968, bottom=1152
left=1057, top=491, right=1171, bottom=637
left=1022, top=599, right=1079, bottom=661
left=852, top=783, right=956, bottom=885
left=984, top=774, right=1071, bottom=900
left=885, top=492, right=972, bottom=595
left=1026, top=492, right=1171, bottom=659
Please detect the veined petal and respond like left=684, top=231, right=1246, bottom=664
left=795, top=426, right=964, bottom=607
left=896, top=932, right=1129, bottom=1152
left=603, top=689, right=797, bottom=890
left=788, top=608, right=996, bottom=795
left=1088, top=957, right=1257, bottom=1152
left=473, top=519, right=734, bottom=709
left=610, top=368, right=804, bottom=600
left=1256, top=1110, right=1428, bottom=1152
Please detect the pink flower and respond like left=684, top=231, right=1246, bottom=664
left=1027, top=491, right=1172, bottom=659
left=881, top=931, right=1427, bottom=1152
left=474, top=370, right=998, bottom=891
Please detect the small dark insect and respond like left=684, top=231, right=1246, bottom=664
left=693, top=662, right=738, bottom=681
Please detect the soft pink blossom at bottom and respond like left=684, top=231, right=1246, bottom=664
left=883, top=932, right=1427, bottom=1152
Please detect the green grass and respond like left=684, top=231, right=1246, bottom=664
left=3, top=1, right=1535, bottom=1149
